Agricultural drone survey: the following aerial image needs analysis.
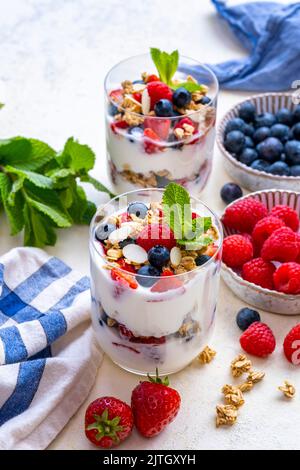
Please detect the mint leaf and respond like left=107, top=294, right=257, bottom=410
left=178, top=235, right=213, bottom=250
left=162, top=182, right=191, bottom=239
left=0, top=172, right=25, bottom=234
left=7, top=176, right=24, bottom=206
left=58, top=138, right=95, bottom=172
left=5, top=165, right=53, bottom=189
left=67, top=185, right=90, bottom=225
left=23, top=204, right=57, bottom=247
left=0, top=137, right=31, bottom=164
left=150, top=48, right=179, bottom=86
left=172, top=82, right=207, bottom=93
left=80, top=174, right=115, bottom=199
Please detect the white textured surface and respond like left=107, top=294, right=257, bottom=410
left=1, top=0, right=299, bottom=450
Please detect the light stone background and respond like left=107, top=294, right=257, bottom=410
left=0, top=0, right=299, bottom=450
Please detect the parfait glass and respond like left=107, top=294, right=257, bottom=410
left=104, top=54, right=219, bottom=194
left=89, top=188, right=223, bottom=376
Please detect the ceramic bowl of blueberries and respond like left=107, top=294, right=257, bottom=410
left=221, top=189, right=300, bottom=315
left=217, top=93, right=300, bottom=191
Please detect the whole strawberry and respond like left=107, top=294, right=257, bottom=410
left=240, top=322, right=276, bottom=357
left=131, top=369, right=181, bottom=437
left=283, top=324, right=300, bottom=365
left=85, top=397, right=133, bottom=448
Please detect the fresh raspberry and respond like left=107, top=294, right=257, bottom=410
left=270, top=205, right=299, bottom=232
left=143, top=128, right=161, bottom=154
left=174, top=117, right=197, bottom=133
left=222, top=234, right=253, bottom=268
left=222, top=197, right=268, bottom=233
left=261, top=227, right=299, bottom=262
left=118, top=324, right=165, bottom=344
left=145, top=74, right=160, bottom=83
left=273, top=262, right=300, bottom=294
left=109, top=88, right=124, bottom=104
left=162, top=269, right=174, bottom=276
left=132, top=92, right=142, bottom=102
left=136, top=223, right=176, bottom=252
left=147, top=81, right=173, bottom=108
left=242, top=257, right=275, bottom=290
left=117, top=259, right=136, bottom=273
left=144, top=117, right=171, bottom=140
left=283, top=324, right=300, bottom=365
left=110, top=120, right=129, bottom=134
left=240, top=322, right=276, bottom=357
left=251, top=216, right=285, bottom=249
left=111, top=268, right=138, bottom=289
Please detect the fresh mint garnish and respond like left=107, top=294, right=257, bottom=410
left=0, top=136, right=115, bottom=247
left=150, top=48, right=179, bottom=86
left=172, top=81, right=207, bottom=93
left=162, top=182, right=212, bottom=247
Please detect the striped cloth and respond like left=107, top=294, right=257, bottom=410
left=0, top=247, right=102, bottom=450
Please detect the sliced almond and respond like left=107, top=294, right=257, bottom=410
left=141, top=87, right=151, bottom=115
left=122, top=244, right=148, bottom=264
left=170, top=246, right=182, bottom=267
left=109, top=225, right=133, bottom=244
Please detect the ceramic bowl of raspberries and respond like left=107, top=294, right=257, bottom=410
left=221, top=190, right=300, bottom=314
left=217, top=93, right=300, bottom=191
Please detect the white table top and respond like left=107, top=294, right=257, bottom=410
left=1, top=0, right=299, bottom=450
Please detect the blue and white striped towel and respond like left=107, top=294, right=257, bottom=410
left=0, top=247, right=102, bottom=450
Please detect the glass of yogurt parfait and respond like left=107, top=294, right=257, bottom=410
left=105, top=49, right=218, bottom=194
left=89, top=184, right=223, bottom=376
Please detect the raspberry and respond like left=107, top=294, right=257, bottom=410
left=136, top=223, right=176, bottom=252
left=270, top=205, right=299, bottom=232
left=222, top=235, right=253, bottom=268
left=119, top=324, right=165, bottom=345
left=145, top=74, right=160, bottom=83
left=174, top=117, right=197, bottom=133
left=143, top=128, right=161, bottom=154
left=144, top=117, right=171, bottom=140
left=242, top=257, right=276, bottom=290
left=283, top=324, right=300, bottom=365
left=222, top=197, right=268, bottom=233
left=240, top=322, right=276, bottom=357
left=251, top=216, right=285, bottom=249
left=110, top=120, right=129, bottom=134
left=147, top=81, right=173, bottom=108
left=273, top=262, right=300, bottom=294
left=261, top=227, right=299, bottom=262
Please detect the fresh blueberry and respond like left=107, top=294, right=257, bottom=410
left=245, top=136, right=254, bottom=148
left=254, top=112, right=276, bottom=128
left=250, top=159, right=270, bottom=172
left=220, top=183, right=243, bottom=204
left=132, top=79, right=145, bottom=84
left=127, top=201, right=148, bottom=219
left=136, top=265, right=161, bottom=287
left=239, top=148, right=258, bottom=166
left=257, top=137, right=284, bottom=162
left=108, top=103, right=119, bottom=116
left=155, top=174, right=172, bottom=187
left=224, top=130, right=245, bottom=154
left=290, top=165, right=300, bottom=176
left=119, top=237, right=136, bottom=249
left=292, top=122, right=300, bottom=140
left=200, top=95, right=211, bottom=105
left=236, top=307, right=261, bottom=331
left=154, top=99, right=174, bottom=117
left=172, top=87, right=192, bottom=108
left=270, top=123, right=290, bottom=142
left=285, top=140, right=300, bottom=165
left=128, top=126, right=144, bottom=142
left=95, top=223, right=116, bottom=241
left=195, top=254, right=211, bottom=266
left=168, top=133, right=184, bottom=150
left=244, top=123, right=255, bottom=137
left=238, top=101, right=256, bottom=123
left=276, top=108, right=293, bottom=126
left=267, top=161, right=290, bottom=176
left=148, top=245, right=170, bottom=268
left=253, top=126, right=271, bottom=143
left=293, top=105, right=300, bottom=123
left=225, top=117, right=246, bottom=134
left=280, top=153, right=287, bottom=162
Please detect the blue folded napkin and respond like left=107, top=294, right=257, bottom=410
left=184, top=0, right=300, bottom=91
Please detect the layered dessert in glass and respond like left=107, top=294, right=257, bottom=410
left=89, top=184, right=223, bottom=375
left=105, top=49, right=218, bottom=194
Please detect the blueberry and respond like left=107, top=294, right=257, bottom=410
left=236, top=308, right=261, bottom=331
left=225, top=117, right=246, bottom=134
left=290, top=165, right=300, bottom=176
left=239, top=148, right=258, bottom=166
left=257, top=137, right=284, bottom=162
left=276, top=108, right=293, bottom=126
left=280, top=153, right=287, bottom=162
left=250, top=159, right=270, bottom=172
left=253, top=126, right=271, bottom=143
left=168, top=133, right=184, bottom=150
left=267, top=161, right=290, bottom=176
left=238, top=101, right=256, bottom=123
left=244, top=123, right=255, bottom=137
left=195, top=254, right=211, bottom=266
left=245, top=136, right=254, bottom=148
left=119, top=237, right=136, bottom=249
left=270, top=123, right=290, bottom=142
left=155, top=174, right=172, bottom=187
left=95, top=223, right=116, bottom=241
left=128, top=126, right=144, bottom=142
left=108, top=103, right=119, bottom=116
left=224, top=130, right=245, bottom=154
left=293, top=105, right=300, bottom=123
left=136, top=265, right=161, bottom=287
left=292, top=122, right=300, bottom=140
left=254, top=112, right=276, bottom=128
left=220, top=183, right=243, bottom=204
left=148, top=245, right=170, bottom=268
left=154, top=99, right=174, bottom=117
left=285, top=140, right=300, bottom=165
left=132, top=79, right=144, bottom=84
left=172, top=87, right=192, bottom=108
left=200, top=95, right=211, bottom=105
left=127, top=201, right=148, bottom=219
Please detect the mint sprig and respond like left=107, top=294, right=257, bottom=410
left=150, top=48, right=179, bottom=86
left=172, top=81, right=207, bottom=93
left=0, top=136, right=115, bottom=247
left=162, top=182, right=212, bottom=248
